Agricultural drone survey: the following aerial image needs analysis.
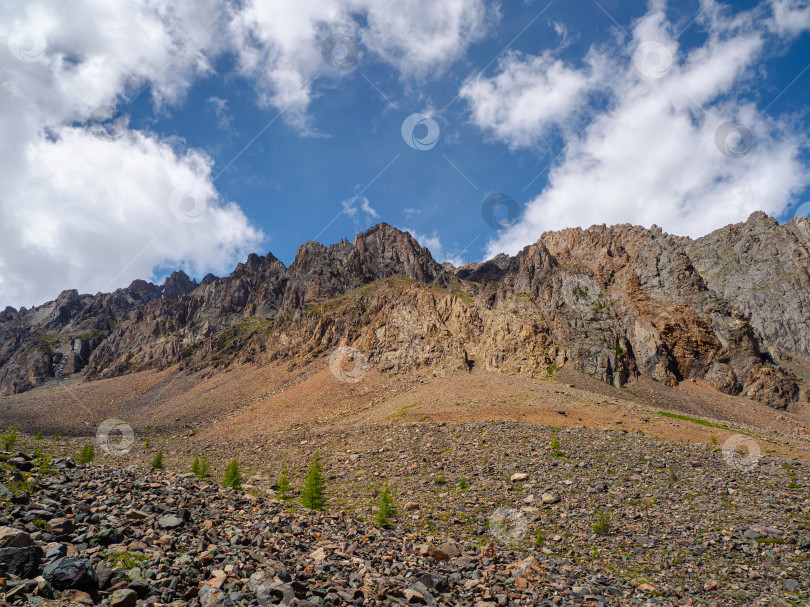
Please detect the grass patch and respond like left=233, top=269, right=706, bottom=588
left=755, top=537, right=786, bottom=545
left=103, top=550, right=149, bottom=570
left=655, top=411, right=730, bottom=430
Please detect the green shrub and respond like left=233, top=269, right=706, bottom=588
left=434, top=477, right=447, bottom=485
left=374, top=484, right=397, bottom=528
left=276, top=467, right=293, bottom=500
left=144, top=437, right=151, bottom=449
left=2, top=427, right=18, bottom=451
left=710, top=435, right=718, bottom=445
left=592, top=510, right=612, bottom=535
left=34, top=431, right=42, bottom=441
left=458, top=477, right=470, bottom=490
left=33, top=446, right=53, bottom=473
left=191, top=455, right=211, bottom=479
left=76, top=442, right=95, bottom=464
left=222, top=460, right=243, bottom=489
left=150, top=450, right=164, bottom=470
left=549, top=434, right=564, bottom=456
left=301, top=452, right=326, bottom=510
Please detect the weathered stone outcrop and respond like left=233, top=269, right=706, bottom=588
left=0, top=217, right=806, bottom=408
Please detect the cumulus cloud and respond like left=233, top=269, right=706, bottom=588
left=0, top=0, right=263, bottom=308
left=770, top=0, right=810, bottom=35
left=1, top=127, right=261, bottom=308
left=229, top=0, right=493, bottom=129
left=463, top=0, right=810, bottom=258
left=0, top=0, right=495, bottom=307
left=460, top=50, right=605, bottom=148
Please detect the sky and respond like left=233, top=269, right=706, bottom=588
left=1, top=0, right=809, bottom=309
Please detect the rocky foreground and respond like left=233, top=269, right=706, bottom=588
left=0, top=422, right=809, bottom=606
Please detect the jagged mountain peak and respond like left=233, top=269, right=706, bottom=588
left=0, top=215, right=808, bottom=411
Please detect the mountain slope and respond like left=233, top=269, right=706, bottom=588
left=1, top=214, right=808, bottom=409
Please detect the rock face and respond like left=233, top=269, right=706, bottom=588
left=682, top=212, right=810, bottom=362
left=0, top=216, right=808, bottom=408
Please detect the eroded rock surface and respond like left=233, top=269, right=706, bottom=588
left=1, top=216, right=807, bottom=408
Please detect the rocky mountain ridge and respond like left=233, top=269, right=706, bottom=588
left=1, top=214, right=808, bottom=409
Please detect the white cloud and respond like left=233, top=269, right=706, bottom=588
left=460, top=50, right=605, bottom=149
left=0, top=0, right=494, bottom=307
left=770, top=0, right=810, bottom=36
left=2, top=127, right=262, bottom=308
left=206, top=96, right=233, bottom=130
left=360, top=197, right=380, bottom=219
left=465, top=0, right=810, bottom=258
left=0, top=0, right=263, bottom=308
left=229, top=0, right=494, bottom=129
left=548, top=19, right=577, bottom=49
left=341, top=195, right=380, bottom=226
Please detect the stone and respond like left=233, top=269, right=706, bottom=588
left=0, top=526, right=34, bottom=548
left=410, top=582, right=438, bottom=607
left=403, top=587, right=425, bottom=603
left=438, top=540, right=461, bottom=558
left=7, top=457, right=33, bottom=472
left=158, top=516, right=184, bottom=529
left=309, top=547, right=327, bottom=563
left=111, top=589, right=138, bottom=607
left=90, top=527, right=124, bottom=546
left=128, top=576, right=151, bottom=597
left=419, top=543, right=449, bottom=561
left=199, top=584, right=232, bottom=607
left=0, top=545, right=43, bottom=578
left=45, top=544, right=67, bottom=559
left=510, top=472, right=528, bottom=482
left=540, top=492, right=560, bottom=504
left=46, top=518, right=74, bottom=537
left=43, top=557, right=98, bottom=590
left=60, top=590, right=94, bottom=605
left=416, top=573, right=449, bottom=594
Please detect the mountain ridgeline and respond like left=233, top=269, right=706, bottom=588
left=1, top=213, right=809, bottom=409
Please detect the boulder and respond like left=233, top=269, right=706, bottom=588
left=43, top=557, right=98, bottom=590
left=0, top=526, right=35, bottom=548
left=0, top=545, right=43, bottom=578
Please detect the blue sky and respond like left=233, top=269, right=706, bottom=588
left=1, top=0, right=809, bottom=308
